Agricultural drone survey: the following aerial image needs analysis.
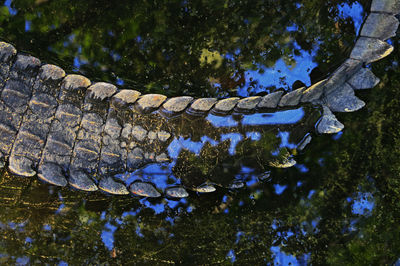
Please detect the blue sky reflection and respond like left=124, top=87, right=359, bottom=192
left=242, top=108, right=305, bottom=126
left=238, top=41, right=318, bottom=96
left=271, top=246, right=310, bottom=265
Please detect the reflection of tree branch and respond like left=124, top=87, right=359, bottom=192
left=131, top=252, right=175, bottom=264
left=22, top=8, right=99, bottom=48
left=24, top=252, right=56, bottom=260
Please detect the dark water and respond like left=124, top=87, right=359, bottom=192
left=1, top=0, right=400, bottom=264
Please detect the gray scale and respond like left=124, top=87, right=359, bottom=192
left=213, top=97, right=240, bottom=113
left=0, top=43, right=16, bottom=166
left=69, top=82, right=117, bottom=191
left=192, top=184, right=216, bottom=193
left=125, top=112, right=148, bottom=171
left=257, top=91, right=284, bottom=108
left=99, top=110, right=126, bottom=176
left=347, top=68, right=380, bottom=90
left=0, top=55, right=41, bottom=163
left=0, top=42, right=17, bottom=92
left=235, top=96, right=261, bottom=110
left=127, top=145, right=145, bottom=171
left=350, top=37, right=393, bottom=64
left=162, top=96, right=193, bottom=113
left=127, top=112, right=174, bottom=172
left=166, top=187, right=189, bottom=198
left=8, top=65, right=65, bottom=177
left=126, top=121, right=150, bottom=171
left=279, top=87, right=304, bottom=107
left=37, top=75, right=90, bottom=186
left=130, top=181, right=161, bottom=197
left=97, top=92, right=135, bottom=194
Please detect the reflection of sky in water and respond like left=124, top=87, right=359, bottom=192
left=135, top=225, right=144, bottom=238
left=7, top=0, right=366, bottom=101
left=207, top=107, right=305, bottom=127
left=4, top=0, right=17, bottom=15
left=296, top=164, right=309, bottom=173
left=118, top=106, right=308, bottom=191
left=122, top=163, right=179, bottom=189
left=55, top=203, right=66, bottom=214
left=226, top=249, right=236, bottom=263
left=337, top=2, right=364, bottom=34
left=25, top=20, right=31, bottom=31
left=10, top=0, right=366, bottom=98
left=274, top=184, right=288, bottom=195
left=234, top=2, right=365, bottom=97
left=238, top=41, right=318, bottom=97
left=100, top=201, right=184, bottom=251
left=206, top=114, right=239, bottom=127
left=245, top=131, right=261, bottom=141
left=0, top=1, right=386, bottom=264
left=220, top=133, right=243, bottom=155
left=16, top=257, right=30, bottom=265
left=101, top=222, right=117, bottom=251
left=245, top=178, right=258, bottom=187
left=242, top=108, right=305, bottom=126
left=351, top=192, right=374, bottom=216
left=140, top=199, right=166, bottom=214
left=167, top=135, right=218, bottom=158
left=0, top=178, right=377, bottom=265
left=173, top=137, right=205, bottom=155
left=43, top=224, right=51, bottom=231
left=332, top=131, right=343, bottom=140
left=278, top=131, right=298, bottom=149
left=271, top=246, right=310, bottom=265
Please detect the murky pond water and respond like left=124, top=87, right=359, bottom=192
left=1, top=0, right=400, bottom=264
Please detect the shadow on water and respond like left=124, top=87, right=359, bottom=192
left=1, top=0, right=400, bottom=264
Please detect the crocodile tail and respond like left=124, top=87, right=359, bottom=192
left=0, top=0, right=398, bottom=197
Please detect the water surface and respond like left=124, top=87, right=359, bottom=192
left=2, top=0, right=400, bottom=264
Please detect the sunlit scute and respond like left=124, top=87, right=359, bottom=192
left=192, top=184, right=216, bottom=193
left=129, top=182, right=161, bottom=198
